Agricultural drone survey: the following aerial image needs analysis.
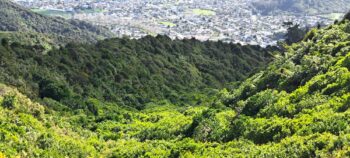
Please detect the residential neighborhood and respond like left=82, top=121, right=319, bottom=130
left=14, top=0, right=346, bottom=46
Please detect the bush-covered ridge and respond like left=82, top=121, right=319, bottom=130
left=0, top=34, right=275, bottom=109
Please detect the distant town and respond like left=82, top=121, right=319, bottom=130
left=14, top=0, right=347, bottom=47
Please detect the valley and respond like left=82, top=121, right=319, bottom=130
left=1, top=0, right=350, bottom=157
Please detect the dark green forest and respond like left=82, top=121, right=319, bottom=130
left=1, top=0, right=350, bottom=157
left=0, top=35, right=275, bottom=110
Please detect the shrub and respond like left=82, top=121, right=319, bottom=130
left=37, top=133, right=54, bottom=149
left=39, top=81, right=71, bottom=101
left=343, top=12, right=350, bottom=21
left=86, top=98, right=101, bottom=116
left=1, top=94, right=17, bottom=109
left=242, top=90, right=278, bottom=116
left=1, top=38, right=9, bottom=46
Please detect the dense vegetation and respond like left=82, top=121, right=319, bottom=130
left=0, top=0, right=112, bottom=44
left=0, top=31, right=58, bottom=52
left=0, top=34, right=274, bottom=109
left=1, top=2, right=350, bottom=157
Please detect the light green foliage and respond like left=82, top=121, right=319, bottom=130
left=0, top=84, right=98, bottom=157
left=213, top=19, right=350, bottom=157
left=160, top=21, right=176, bottom=27
left=192, top=9, right=216, bottom=16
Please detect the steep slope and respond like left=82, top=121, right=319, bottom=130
left=0, top=0, right=112, bottom=44
left=195, top=16, right=350, bottom=156
left=0, top=84, right=103, bottom=157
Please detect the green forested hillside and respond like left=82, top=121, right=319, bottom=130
left=0, top=0, right=112, bottom=44
left=0, top=34, right=274, bottom=109
left=1, top=12, right=350, bottom=158
left=0, top=31, right=57, bottom=52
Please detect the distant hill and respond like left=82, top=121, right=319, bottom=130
left=252, top=0, right=350, bottom=15
left=0, top=0, right=113, bottom=44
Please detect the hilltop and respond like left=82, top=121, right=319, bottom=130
left=0, top=0, right=113, bottom=45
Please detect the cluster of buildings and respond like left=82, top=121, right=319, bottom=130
left=14, top=0, right=341, bottom=47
